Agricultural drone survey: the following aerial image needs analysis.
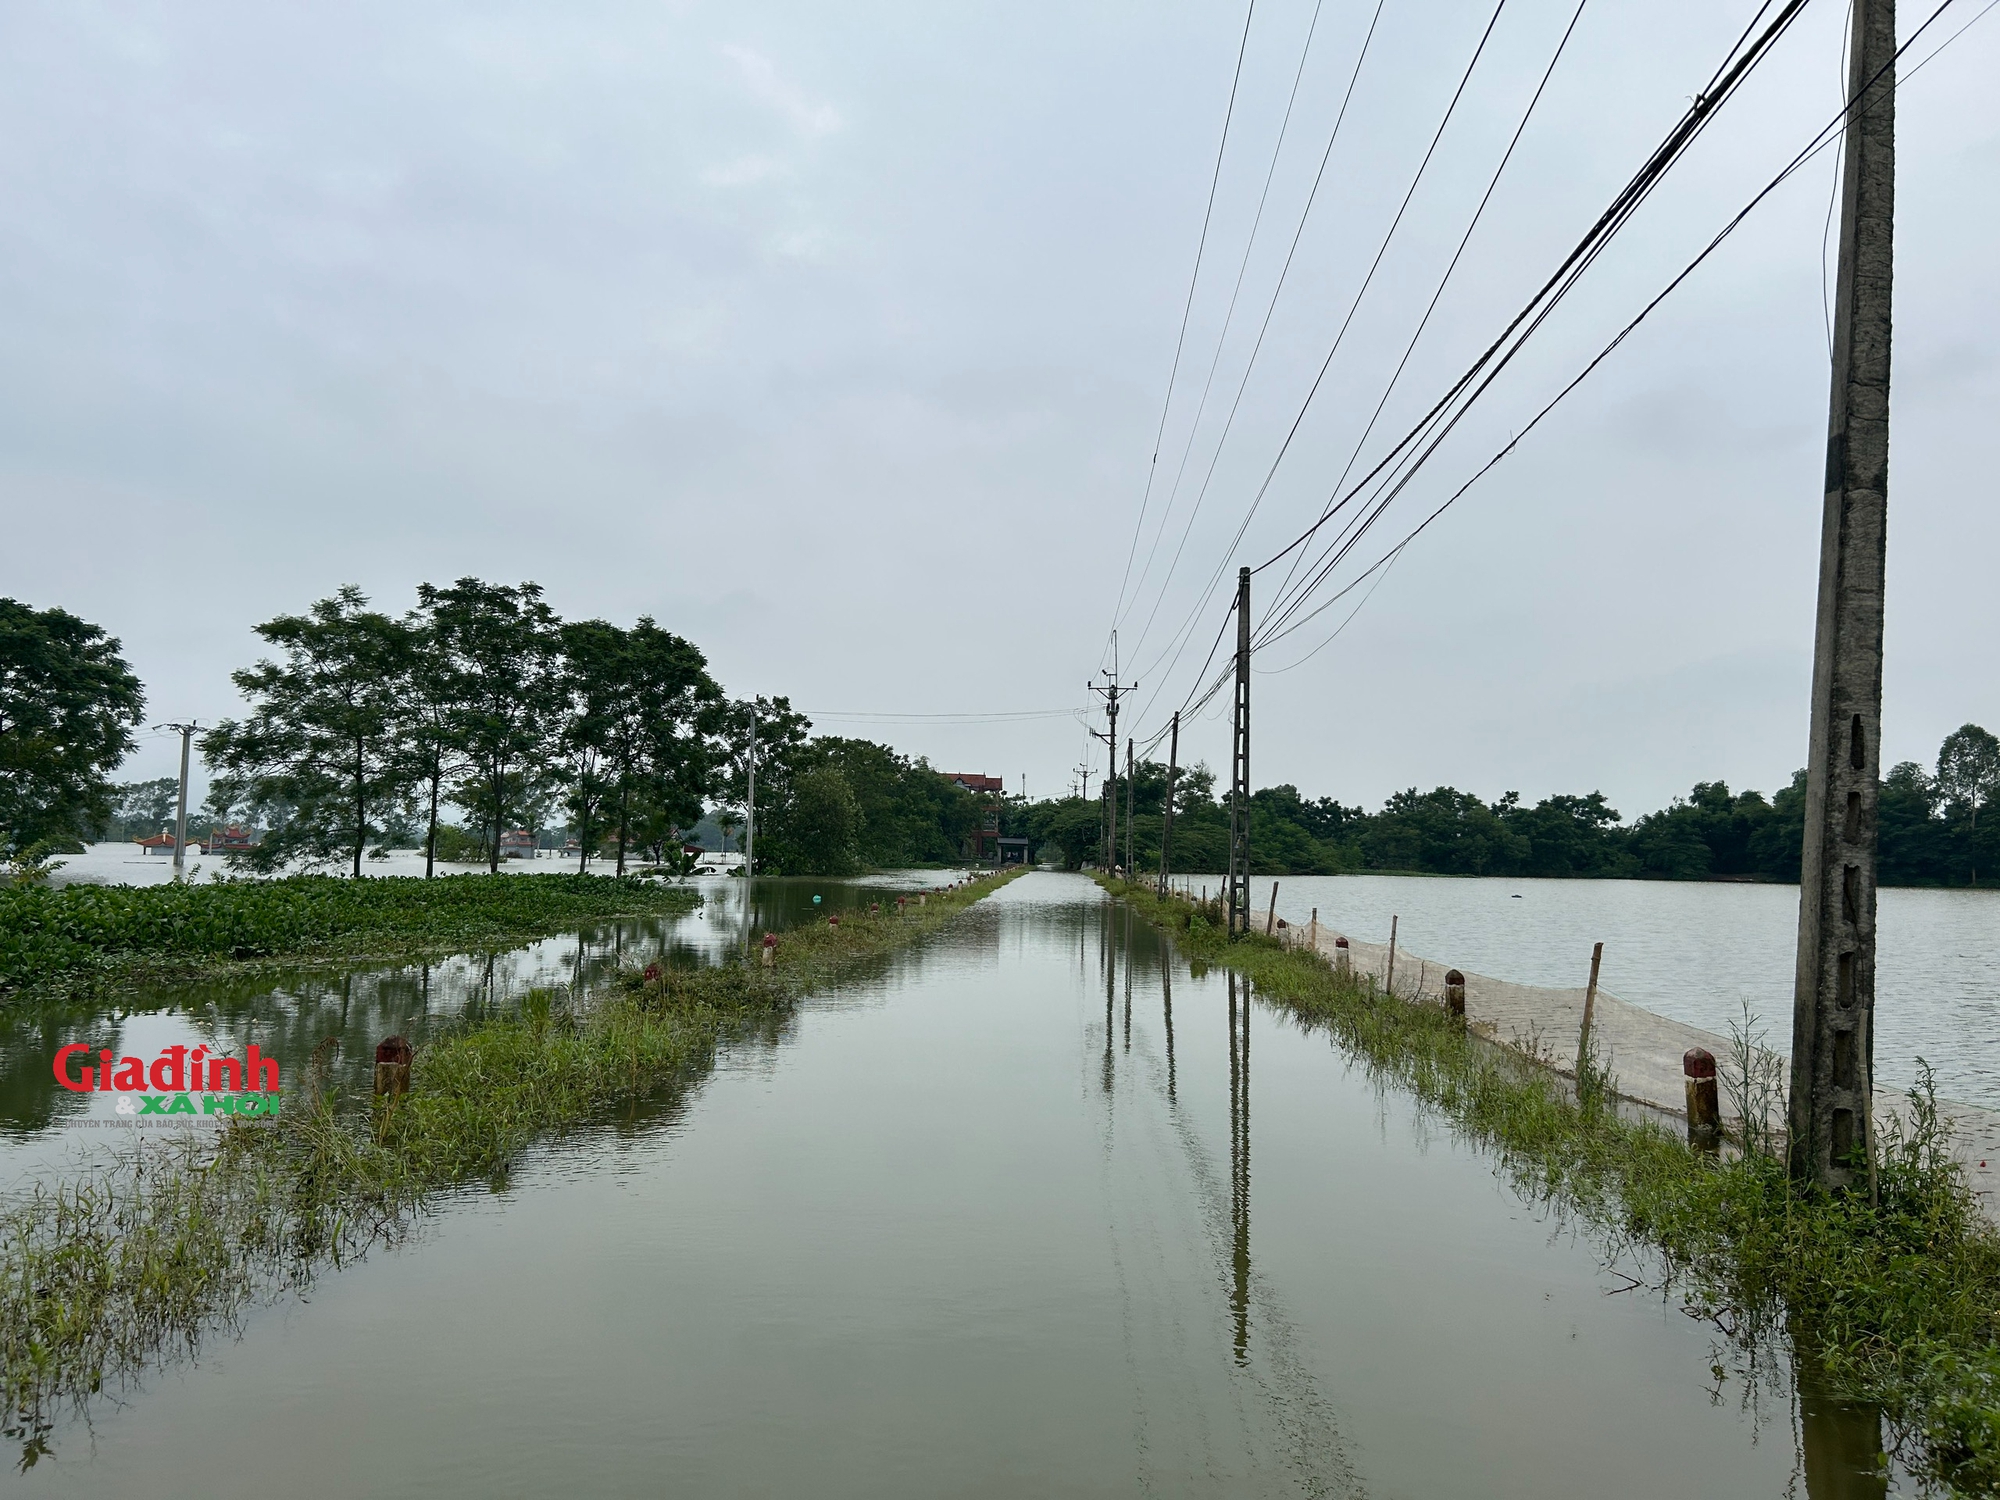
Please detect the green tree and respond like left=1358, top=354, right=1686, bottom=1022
left=202, top=587, right=410, bottom=876
left=1936, top=723, right=2000, bottom=884
left=555, top=618, right=625, bottom=872
left=419, top=579, right=563, bottom=873
left=0, top=599, right=145, bottom=854
left=780, top=767, right=862, bottom=875
left=716, top=696, right=810, bottom=875
left=396, top=600, right=473, bottom=878
left=611, top=619, right=719, bottom=875
left=108, top=777, right=180, bottom=841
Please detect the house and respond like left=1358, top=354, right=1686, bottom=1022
left=943, top=773, right=1008, bottom=862
left=198, top=825, right=256, bottom=855
left=135, top=828, right=180, bottom=856
left=498, top=829, right=538, bottom=859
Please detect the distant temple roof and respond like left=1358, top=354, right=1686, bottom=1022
left=943, top=773, right=1005, bottom=794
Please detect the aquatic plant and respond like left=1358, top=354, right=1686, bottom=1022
left=1103, top=876, right=2000, bottom=1498
left=0, top=872, right=701, bottom=999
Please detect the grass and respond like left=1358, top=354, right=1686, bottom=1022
left=0, top=872, right=703, bottom=1001
left=1103, top=876, right=2000, bottom=1497
left=0, top=867, right=1023, bottom=1457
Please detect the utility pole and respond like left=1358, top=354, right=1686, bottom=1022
left=1074, top=763, right=1093, bottom=804
left=158, top=722, right=200, bottom=883
left=1124, top=738, right=1135, bottom=878
left=745, top=707, right=757, bottom=880
left=1224, top=568, right=1252, bottom=937
left=1158, top=710, right=1179, bottom=896
left=1791, top=0, right=1896, bottom=1194
left=1087, top=672, right=1133, bottom=872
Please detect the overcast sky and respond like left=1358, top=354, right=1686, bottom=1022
left=3, top=0, right=1994, bottom=820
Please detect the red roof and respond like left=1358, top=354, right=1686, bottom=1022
left=135, top=831, right=180, bottom=848
left=944, top=773, right=1005, bottom=794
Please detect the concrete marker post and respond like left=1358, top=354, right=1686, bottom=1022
left=373, top=1036, right=413, bottom=1097
left=1334, top=935, right=1350, bottom=979
left=1685, top=1047, right=1721, bottom=1148
left=1444, top=969, right=1466, bottom=1021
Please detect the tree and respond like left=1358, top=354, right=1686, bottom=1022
left=780, top=767, right=862, bottom=875
left=555, top=619, right=625, bottom=872
left=109, top=777, right=181, bottom=840
left=612, top=619, right=719, bottom=875
left=715, top=696, right=810, bottom=874
left=1937, top=723, right=2000, bottom=884
left=202, top=587, right=410, bottom=876
left=0, top=599, right=145, bottom=854
left=396, top=600, right=473, bottom=878
left=419, top=579, right=563, bottom=873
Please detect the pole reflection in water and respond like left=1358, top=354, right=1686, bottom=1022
left=1228, top=970, right=1251, bottom=1367
left=1102, top=902, right=1115, bottom=1095
left=1799, top=1361, right=1890, bottom=1500
left=1161, top=958, right=1176, bottom=1103
left=1122, top=904, right=1132, bottom=1053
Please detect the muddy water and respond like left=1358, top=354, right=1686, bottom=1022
left=11, top=873, right=1892, bottom=1496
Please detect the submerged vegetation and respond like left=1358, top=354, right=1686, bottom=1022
left=1102, top=877, right=2000, bottom=1497
left=0, top=868, right=1021, bottom=1453
left=0, top=872, right=701, bottom=999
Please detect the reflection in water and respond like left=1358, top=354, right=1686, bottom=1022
left=1162, top=959, right=1176, bottom=1102
left=1798, top=1356, right=1890, bottom=1500
left=1228, top=970, right=1251, bottom=1367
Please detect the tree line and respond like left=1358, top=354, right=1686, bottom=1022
left=5, top=589, right=1995, bottom=885
left=1011, top=722, right=2000, bottom=887
left=2, top=587, right=990, bottom=878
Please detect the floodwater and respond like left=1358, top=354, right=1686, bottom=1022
left=9, top=873, right=1896, bottom=1497
left=0, top=871, right=943, bottom=1185
left=1181, top=873, right=2000, bottom=1110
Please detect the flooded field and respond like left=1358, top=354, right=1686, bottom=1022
left=3, top=872, right=1897, bottom=1496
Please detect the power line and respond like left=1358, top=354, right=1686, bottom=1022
left=1116, top=0, right=1329, bottom=637
left=1106, top=0, right=1259, bottom=663
left=1254, top=0, right=1977, bottom=669
left=1126, top=0, right=1505, bottom=706
left=1117, top=0, right=1390, bottom=688
left=1242, top=0, right=1821, bottom=662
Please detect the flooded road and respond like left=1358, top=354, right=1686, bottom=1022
left=12, top=873, right=1888, bottom=1496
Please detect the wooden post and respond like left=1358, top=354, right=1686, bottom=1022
left=1265, top=882, right=1279, bottom=937
left=373, top=1035, right=413, bottom=1097
left=1385, top=916, right=1398, bottom=998
left=1578, top=941, right=1604, bottom=1060
left=1444, top=968, right=1466, bottom=1020
left=1685, top=1047, right=1721, bottom=1147
left=1308, top=907, right=1318, bottom=950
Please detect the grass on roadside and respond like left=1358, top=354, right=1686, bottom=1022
left=1102, top=876, right=2000, bottom=1497
left=0, top=872, right=703, bottom=1001
left=0, top=868, right=1024, bottom=1451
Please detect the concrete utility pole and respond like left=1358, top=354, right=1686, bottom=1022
left=745, top=707, right=757, bottom=879
left=1158, top=710, right=1180, bottom=896
left=1790, top=0, right=1895, bottom=1194
left=158, top=722, right=200, bottom=883
left=1075, top=763, right=1092, bottom=804
left=1224, top=568, right=1252, bottom=937
left=1124, top=738, right=1135, bottom=877
left=1087, top=672, right=1133, bottom=871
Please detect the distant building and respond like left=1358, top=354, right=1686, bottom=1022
left=135, top=828, right=180, bottom=856
left=198, top=824, right=256, bottom=855
left=943, top=772, right=1008, bottom=862
left=498, top=829, right=537, bottom=859
left=943, top=773, right=1005, bottom=795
